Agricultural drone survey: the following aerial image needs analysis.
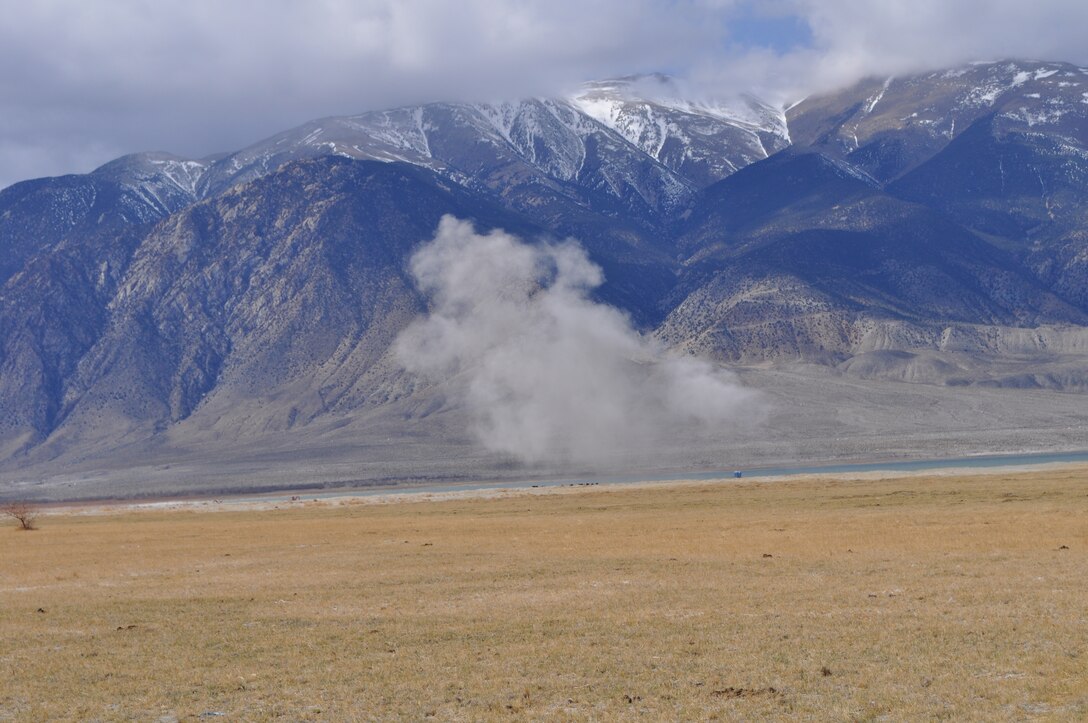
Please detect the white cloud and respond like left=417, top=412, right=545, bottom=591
left=0, top=0, right=715, bottom=186
left=1, top=0, right=1087, bottom=187
left=695, top=0, right=1088, bottom=103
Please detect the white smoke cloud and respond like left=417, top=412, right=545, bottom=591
left=395, top=216, right=760, bottom=466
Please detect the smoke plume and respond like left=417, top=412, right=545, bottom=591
left=395, top=216, right=759, bottom=466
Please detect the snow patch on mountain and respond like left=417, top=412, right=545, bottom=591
left=147, top=157, right=209, bottom=198
left=1005, top=107, right=1067, bottom=127
left=570, top=74, right=789, bottom=187
left=953, top=62, right=1086, bottom=112
left=337, top=110, right=436, bottom=162
left=863, top=77, right=893, bottom=114
left=826, top=156, right=880, bottom=186
left=573, top=75, right=788, bottom=147
left=471, top=100, right=595, bottom=181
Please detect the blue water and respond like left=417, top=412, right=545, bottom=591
left=235, top=449, right=1088, bottom=504
left=728, top=450, right=1088, bottom=478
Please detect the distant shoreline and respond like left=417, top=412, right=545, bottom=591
left=37, top=453, right=1088, bottom=516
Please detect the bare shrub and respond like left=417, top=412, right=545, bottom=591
left=2, top=501, right=39, bottom=531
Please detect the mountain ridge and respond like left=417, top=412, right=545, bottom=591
left=3, top=59, right=1088, bottom=495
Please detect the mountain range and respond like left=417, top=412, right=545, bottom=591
left=3, top=59, right=1088, bottom=498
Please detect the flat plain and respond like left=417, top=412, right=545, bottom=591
left=2, top=466, right=1086, bottom=720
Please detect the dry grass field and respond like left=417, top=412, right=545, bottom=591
left=2, top=466, right=1086, bottom=721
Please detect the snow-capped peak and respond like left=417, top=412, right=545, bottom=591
left=146, top=156, right=210, bottom=198
left=570, top=74, right=790, bottom=186
left=573, top=73, right=784, bottom=130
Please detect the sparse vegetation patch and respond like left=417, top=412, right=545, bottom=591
left=1, top=501, right=38, bottom=531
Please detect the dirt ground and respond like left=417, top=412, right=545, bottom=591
left=2, top=466, right=1086, bottom=720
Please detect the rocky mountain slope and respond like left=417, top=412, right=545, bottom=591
left=2, top=61, right=1087, bottom=493
left=658, top=60, right=1088, bottom=380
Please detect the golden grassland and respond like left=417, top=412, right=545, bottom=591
left=2, top=467, right=1087, bottom=721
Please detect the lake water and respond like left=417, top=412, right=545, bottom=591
left=241, top=449, right=1088, bottom=504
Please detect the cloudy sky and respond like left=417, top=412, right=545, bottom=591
left=2, top=0, right=1087, bottom=188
